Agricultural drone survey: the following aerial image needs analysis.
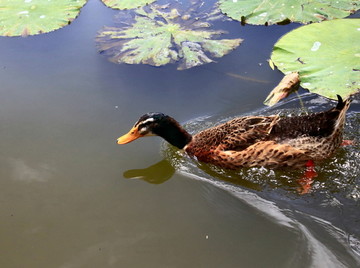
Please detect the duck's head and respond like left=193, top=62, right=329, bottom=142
left=117, top=112, right=192, bottom=149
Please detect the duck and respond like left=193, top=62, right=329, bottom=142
left=117, top=95, right=351, bottom=169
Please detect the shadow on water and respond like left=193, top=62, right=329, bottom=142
left=123, top=93, right=360, bottom=264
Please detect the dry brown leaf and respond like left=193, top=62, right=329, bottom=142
left=264, top=72, right=300, bottom=106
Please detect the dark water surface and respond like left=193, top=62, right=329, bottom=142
left=0, top=1, right=359, bottom=267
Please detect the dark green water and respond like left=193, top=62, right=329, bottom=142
left=0, top=1, right=359, bottom=267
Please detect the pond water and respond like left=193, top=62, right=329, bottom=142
left=0, top=0, right=359, bottom=267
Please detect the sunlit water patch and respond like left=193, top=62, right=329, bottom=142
left=161, top=93, right=360, bottom=264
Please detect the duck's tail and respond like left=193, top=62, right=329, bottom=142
left=334, top=95, right=351, bottom=130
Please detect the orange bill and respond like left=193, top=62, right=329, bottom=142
left=117, top=127, right=141, bottom=144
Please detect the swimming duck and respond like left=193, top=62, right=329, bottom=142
left=117, top=95, right=351, bottom=169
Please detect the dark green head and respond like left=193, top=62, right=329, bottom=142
left=117, top=112, right=192, bottom=149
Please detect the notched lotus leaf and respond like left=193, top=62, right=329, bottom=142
left=101, top=0, right=156, bottom=10
left=96, top=3, right=243, bottom=70
left=219, top=0, right=359, bottom=25
left=0, top=0, right=87, bottom=37
left=271, top=19, right=360, bottom=100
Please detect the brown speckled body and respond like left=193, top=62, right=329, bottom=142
left=185, top=97, right=351, bottom=169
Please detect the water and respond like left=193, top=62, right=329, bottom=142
left=0, top=0, right=359, bottom=267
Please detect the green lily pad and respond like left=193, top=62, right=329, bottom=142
left=96, top=4, right=243, bottom=70
left=101, top=0, right=156, bottom=10
left=271, top=19, right=360, bottom=100
left=0, top=0, right=87, bottom=37
left=218, top=0, right=359, bottom=25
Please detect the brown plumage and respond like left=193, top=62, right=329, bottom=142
left=117, top=95, right=351, bottom=169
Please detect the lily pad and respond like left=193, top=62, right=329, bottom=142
left=101, top=0, right=156, bottom=10
left=271, top=19, right=360, bottom=100
left=96, top=4, right=243, bottom=70
left=0, top=0, right=87, bottom=37
left=218, top=0, right=359, bottom=25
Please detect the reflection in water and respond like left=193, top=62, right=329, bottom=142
left=8, top=158, right=54, bottom=183
left=122, top=152, right=307, bottom=193
left=123, top=160, right=175, bottom=184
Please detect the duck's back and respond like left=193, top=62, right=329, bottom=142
left=270, top=96, right=351, bottom=160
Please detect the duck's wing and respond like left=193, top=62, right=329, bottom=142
left=270, top=95, right=351, bottom=141
left=216, top=115, right=280, bottom=151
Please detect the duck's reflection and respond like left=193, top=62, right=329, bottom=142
left=123, top=158, right=263, bottom=190
left=123, top=160, right=175, bottom=184
left=123, top=158, right=313, bottom=193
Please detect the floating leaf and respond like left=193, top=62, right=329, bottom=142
left=271, top=19, right=360, bottom=100
left=0, top=0, right=87, bottom=37
left=96, top=4, right=243, bottom=70
left=218, top=0, right=359, bottom=25
left=268, top=59, right=275, bottom=70
left=101, top=0, right=156, bottom=10
left=264, top=72, right=300, bottom=106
